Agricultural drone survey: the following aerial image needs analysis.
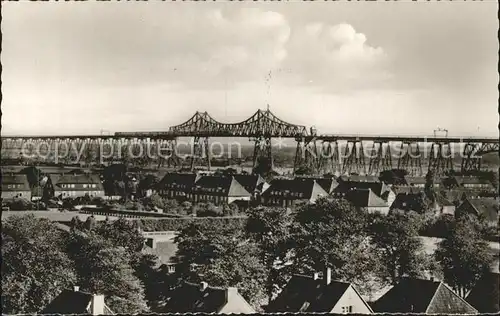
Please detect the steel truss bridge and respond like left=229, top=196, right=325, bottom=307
left=1, top=109, right=498, bottom=176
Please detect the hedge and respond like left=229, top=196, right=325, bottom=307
left=138, top=216, right=248, bottom=231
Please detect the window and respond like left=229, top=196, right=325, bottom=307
left=71, top=184, right=76, bottom=188
left=83, top=184, right=88, bottom=189
left=341, top=306, right=353, bottom=313
left=92, top=184, right=97, bottom=188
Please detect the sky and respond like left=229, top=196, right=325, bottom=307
left=1, top=1, right=498, bottom=137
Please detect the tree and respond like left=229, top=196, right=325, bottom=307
left=435, top=218, right=494, bottom=297
left=2, top=215, right=77, bottom=314
left=290, top=198, right=378, bottom=293
left=425, top=170, right=437, bottom=204
left=245, top=207, right=293, bottom=300
left=370, top=210, right=431, bottom=285
left=67, top=231, right=148, bottom=313
left=173, top=223, right=267, bottom=308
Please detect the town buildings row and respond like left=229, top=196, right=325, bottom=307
left=40, top=269, right=499, bottom=314
left=1, top=170, right=498, bottom=226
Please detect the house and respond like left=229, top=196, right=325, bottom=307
left=52, top=173, right=105, bottom=198
left=40, top=286, right=114, bottom=315
left=233, top=174, right=269, bottom=194
left=405, top=176, right=442, bottom=188
left=345, top=188, right=390, bottom=215
left=157, top=172, right=199, bottom=200
left=267, top=268, right=372, bottom=313
left=142, top=238, right=178, bottom=273
left=456, top=198, right=499, bottom=227
left=454, top=176, right=495, bottom=191
left=164, top=281, right=255, bottom=314
left=295, top=176, right=339, bottom=194
left=434, top=193, right=456, bottom=215
left=1, top=174, right=32, bottom=200
left=261, top=178, right=329, bottom=207
left=466, top=272, right=500, bottom=313
left=372, top=277, right=478, bottom=314
left=191, top=175, right=252, bottom=205
left=335, top=180, right=395, bottom=206
left=390, top=192, right=455, bottom=215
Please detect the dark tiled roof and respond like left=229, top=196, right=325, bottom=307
left=41, top=289, right=113, bottom=315
left=345, top=188, right=388, bottom=208
left=373, top=278, right=477, bottom=314
left=52, top=174, right=103, bottom=190
left=157, top=173, right=198, bottom=190
left=462, top=198, right=499, bottom=223
left=466, top=272, right=500, bottom=313
left=165, top=282, right=253, bottom=313
left=267, top=274, right=369, bottom=313
left=262, top=178, right=328, bottom=200
left=233, top=174, right=266, bottom=193
left=295, top=176, right=338, bottom=194
left=1, top=174, right=31, bottom=190
left=335, top=180, right=389, bottom=198
left=193, top=176, right=251, bottom=197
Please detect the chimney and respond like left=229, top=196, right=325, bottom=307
left=90, top=294, right=105, bottom=315
left=225, top=287, right=238, bottom=303
left=325, top=267, right=332, bottom=285
left=200, top=281, right=208, bottom=291
left=313, top=272, right=320, bottom=280
left=73, top=285, right=80, bottom=292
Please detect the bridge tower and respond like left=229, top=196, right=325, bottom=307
left=293, top=137, right=319, bottom=175
left=342, top=141, right=367, bottom=175
left=368, top=141, right=392, bottom=176
left=189, top=136, right=211, bottom=172
left=428, top=142, right=454, bottom=176
left=252, top=136, right=274, bottom=175
left=397, top=142, right=423, bottom=176
left=317, top=140, right=341, bottom=176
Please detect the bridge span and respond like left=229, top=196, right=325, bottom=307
left=2, top=109, right=498, bottom=176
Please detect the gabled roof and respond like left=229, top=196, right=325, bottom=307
left=192, top=176, right=251, bottom=197
left=165, top=282, right=254, bottom=313
left=157, top=172, right=198, bottom=190
left=466, top=272, right=500, bottom=313
left=262, top=178, right=329, bottom=200
left=1, top=174, right=31, bottom=190
left=346, top=188, right=388, bottom=208
left=52, top=174, right=103, bottom=191
left=295, top=176, right=338, bottom=194
left=335, top=179, right=389, bottom=198
left=40, top=289, right=114, bottom=315
left=460, top=198, right=499, bottom=223
left=372, top=278, right=478, bottom=314
left=267, top=274, right=371, bottom=313
left=233, top=174, right=266, bottom=193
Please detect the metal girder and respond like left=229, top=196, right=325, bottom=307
left=189, top=136, right=211, bottom=172
left=460, top=142, right=499, bottom=173
left=428, top=142, right=453, bottom=176
left=398, top=142, right=423, bottom=176
left=342, top=141, right=367, bottom=175
left=252, top=136, right=274, bottom=175
left=368, top=142, right=393, bottom=175
left=317, top=140, right=341, bottom=176
left=169, top=109, right=308, bottom=138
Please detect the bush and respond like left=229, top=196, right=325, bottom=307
left=138, top=216, right=247, bottom=231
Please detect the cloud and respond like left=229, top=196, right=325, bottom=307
left=282, top=22, right=391, bottom=92
left=3, top=5, right=290, bottom=90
